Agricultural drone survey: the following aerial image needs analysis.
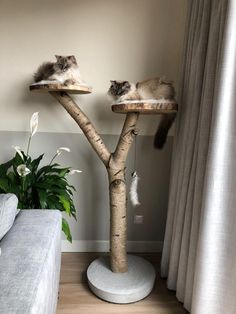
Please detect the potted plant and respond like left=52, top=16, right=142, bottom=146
left=0, top=112, right=81, bottom=242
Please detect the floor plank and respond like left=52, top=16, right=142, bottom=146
left=57, top=253, right=188, bottom=314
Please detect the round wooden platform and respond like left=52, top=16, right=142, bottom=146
left=29, top=83, right=92, bottom=94
left=112, top=102, right=178, bottom=114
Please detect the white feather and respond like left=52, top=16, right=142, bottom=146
left=129, top=171, right=140, bottom=206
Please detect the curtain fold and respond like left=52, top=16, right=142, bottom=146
left=161, top=0, right=232, bottom=312
left=192, top=0, right=236, bottom=312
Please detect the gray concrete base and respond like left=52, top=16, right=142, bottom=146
left=87, top=254, right=156, bottom=304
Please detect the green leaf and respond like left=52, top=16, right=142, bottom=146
left=59, top=195, right=71, bottom=215
left=62, top=218, right=72, bottom=243
left=30, top=154, right=44, bottom=172
left=59, top=168, right=70, bottom=177
left=0, top=159, right=13, bottom=177
left=0, top=178, right=9, bottom=192
left=13, top=153, right=25, bottom=167
left=7, top=171, right=17, bottom=183
left=37, top=189, right=48, bottom=209
left=36, top=164, right=60, bottom=178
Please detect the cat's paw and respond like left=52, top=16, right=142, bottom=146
left=64, top=79, right=76, bottom=86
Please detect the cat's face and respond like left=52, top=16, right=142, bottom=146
left=108, top=80, right=131, bottom=98
left=54, top=55, right=77, bottom=72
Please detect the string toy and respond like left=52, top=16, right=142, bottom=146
left=129, top=135, right=141, bottom=206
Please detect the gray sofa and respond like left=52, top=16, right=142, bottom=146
left=0, top=195, right=62, bottom=314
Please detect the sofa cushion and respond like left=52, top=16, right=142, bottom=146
left=0, top=193, right=18, bottom=240
left=0, top=210, right=62, bottom=314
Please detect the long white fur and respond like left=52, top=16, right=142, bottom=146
left=32, top=65, right=89, bottom=86
left=31, top=80, right=59, bottom=85
left=48, top=67, right=83, bottom=84
left=113, top=98, right=176, bottom=105
left=129, top=171, right=140, bottom=207
left=31, top=80, right=90, bottom=87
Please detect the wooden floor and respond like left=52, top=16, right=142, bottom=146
left=57, top=253, right=188, bottom=314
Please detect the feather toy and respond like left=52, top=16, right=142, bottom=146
left=129, top=171, right=140, bottom=206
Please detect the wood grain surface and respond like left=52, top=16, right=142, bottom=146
left=112, top=102, right=178, bottom=114
left=29, top=83, right=92, bottom=94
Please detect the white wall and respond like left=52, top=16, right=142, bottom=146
left=0, top=0, right=187, bottom=135
left=0, top=0, right=187, bottom=251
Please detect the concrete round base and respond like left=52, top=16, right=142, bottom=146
left=87, top=254, right=156, bottom=304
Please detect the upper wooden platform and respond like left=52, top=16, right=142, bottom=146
left=112, top=102, right=178, bottom=114
left=29, top=83, right=92, bottom=94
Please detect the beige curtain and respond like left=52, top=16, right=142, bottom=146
left=161, top=0, right=236, bottom=312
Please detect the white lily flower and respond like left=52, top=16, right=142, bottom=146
left=56, top=147, right=71, bottom=156
left=30, top=112, right=39, bottom=136
left=17, top=164, right=31, bottom=177
left=69, top=169, right=82, bottom=175
left=12, top=146, right=24, bottom=160
left=49, top=147, right=71, bottom=165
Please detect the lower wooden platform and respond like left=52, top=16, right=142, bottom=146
left=112, top=102, right=178, bottom=114
left=57, top=253, right=188, bottom=314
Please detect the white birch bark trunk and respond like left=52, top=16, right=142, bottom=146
left=50, top=91, right=139, bottom=273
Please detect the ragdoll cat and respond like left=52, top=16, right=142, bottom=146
left=34, top=55, right=84, bottom=85
left=108, top=77, right=175, bottom=102
left=108, top=78, right=176, bottom=149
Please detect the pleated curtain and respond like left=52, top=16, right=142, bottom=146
left=161, top=0, right=236, bottom=312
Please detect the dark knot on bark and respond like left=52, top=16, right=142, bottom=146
left=110, top=179, right=125, bottom=188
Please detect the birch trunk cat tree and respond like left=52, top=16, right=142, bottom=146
left=30, top=83, right=177, bottom=302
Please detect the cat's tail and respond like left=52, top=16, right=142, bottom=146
left=154, top=114, right=176, bottom=149
left=34, top=62, right=53, bottom=83
left=34, top=64, right=45, bottom=82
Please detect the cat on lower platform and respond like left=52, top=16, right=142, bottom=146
left=107, top=78, right=176, bottom=149
left=33, top=55, right=86, bottom=86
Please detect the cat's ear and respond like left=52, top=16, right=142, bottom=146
left=68, top=55, right=77, bottom=63
left=124, top=81, right=130, bottom=87
left=55, top=55, right=62, bottom=61
left=110, top=80, right=116, bottom=84
left=159, top=76, right=173, bottom=85
left=159, top=76, right=166, bottom=84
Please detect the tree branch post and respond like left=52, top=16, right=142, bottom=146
left=108, top=113, right=139, bottom=272
left=49, top=92, right=139, bottom=273
left=50, top=91, right=111, bottom=166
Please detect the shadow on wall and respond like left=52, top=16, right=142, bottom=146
left=20, top=77, right=67, bottom=126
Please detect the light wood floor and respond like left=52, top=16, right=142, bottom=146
left=57, top=253, right=188, bottom=314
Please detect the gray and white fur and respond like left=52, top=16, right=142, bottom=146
left=108, top=78, right=176, bottom=149
left=34, top=55, right=85, bottom=85
left=108, top=77, right=175, bottom=102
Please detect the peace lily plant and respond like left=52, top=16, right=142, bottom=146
left=0, top=112, right=81, bottom=242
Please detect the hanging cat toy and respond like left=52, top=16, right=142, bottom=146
left=129, top=136, right=141, bottom=207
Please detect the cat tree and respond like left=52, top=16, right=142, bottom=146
left=30, top=82, right=177, bottom=303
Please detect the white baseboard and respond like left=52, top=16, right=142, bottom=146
left=61, top=240, right=163, bottom=253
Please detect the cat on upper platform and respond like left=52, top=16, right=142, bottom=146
left=33, top=55, right=85, bottom=86
left=107, top=78, right=176, bottom=149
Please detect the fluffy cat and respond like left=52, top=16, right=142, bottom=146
left=108, top=78, right=176, bottom=149
left=108, top=77, right=175, bottom=102
left=34, top=55, right=85, bottom=85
